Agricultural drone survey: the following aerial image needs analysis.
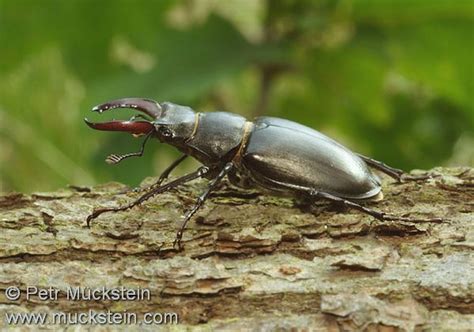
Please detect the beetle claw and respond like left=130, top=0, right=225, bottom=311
left=173, top=232, right=184, bottom=250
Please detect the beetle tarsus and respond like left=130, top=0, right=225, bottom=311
left=105, top=154, right=124, bottom=165
left=104, top=131, right=153, bottom=165
left=398, top=173, right=436, bottom=182
left=173, top=162, right=233, bottom=249
left=173, top=230, right=185, bottom=250
left=86, top=208, right=112, bottom=227
left=86, top=166, right=210, bottom=227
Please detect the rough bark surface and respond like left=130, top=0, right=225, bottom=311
left=0, top=167, right=473, bottom=331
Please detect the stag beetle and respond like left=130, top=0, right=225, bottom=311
left=85, top=98, right=435, bottom=248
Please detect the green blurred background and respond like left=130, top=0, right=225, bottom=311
left=0, top=0, right=473, bottom=193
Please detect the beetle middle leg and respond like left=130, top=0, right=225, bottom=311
left=174, top=162, right=234, bottom=249
left=156, top=154, right=189, bottom=186
left=309, top=190, right=442, bottom=223
left=86, top=166, right=210, bottom=226
left=133, top=154, right=189, bottom=192
left=357, top=154, right=433, bottom=182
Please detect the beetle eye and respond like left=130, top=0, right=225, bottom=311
left=159, top=127, right=173, bottom=138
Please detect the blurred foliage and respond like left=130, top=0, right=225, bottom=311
left=0, top=0, right=473, bottom=193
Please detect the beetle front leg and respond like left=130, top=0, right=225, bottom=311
left=357, top=154, right=433, bottom=183
left=174, top=162, right=234, bottom=249
left=309, top=190, right=442, bottom=223
left=87, top=166, right=210, bottom=226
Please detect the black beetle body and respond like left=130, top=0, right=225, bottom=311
left=153, top=103, right=381, bottom=199
left=85, top=98, right=434, bottom=247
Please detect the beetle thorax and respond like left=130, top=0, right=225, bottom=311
left=182, top=112, right=248, bottom=166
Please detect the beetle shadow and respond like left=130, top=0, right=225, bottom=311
left=292, top=195, right=350, bottom=216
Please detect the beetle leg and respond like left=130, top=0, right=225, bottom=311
left=173, top=162, right=234, bottom=249
left=309, top=190, right=442, bottom=223
left=155, top=154, right=189, bottom=186
left=357, top=154, right=433, bottom=183
left=86, top=166, right=210, bottom=226
left=105, top=130, right=154, bottom=165
left=133, top=154, right=189, bottom=192
left=128, top=114, right=152, bottom=122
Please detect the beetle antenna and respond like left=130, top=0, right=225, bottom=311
left=129, top=114, right=152, bottom=122
left=105, top=130, right=154, bottom=165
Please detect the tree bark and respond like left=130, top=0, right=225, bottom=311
left=0, top=167, right=472, bottom=330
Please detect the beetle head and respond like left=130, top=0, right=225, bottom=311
left=153, top=102, right=196, bottom=144
left=84, top=98, right=197, bottom=144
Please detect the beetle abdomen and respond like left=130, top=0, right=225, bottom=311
left=240, top=117, right=381, bottom=199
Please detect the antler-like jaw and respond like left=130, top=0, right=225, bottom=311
left=84, top=118, right=155, bottom=135
left=91, top=98, right=162, bottom=118
left=84, top=98, right=160, bottom=135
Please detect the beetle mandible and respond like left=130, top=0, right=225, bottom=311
left=85, top=98, right=435, bottom=248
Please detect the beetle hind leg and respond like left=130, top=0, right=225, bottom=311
left=309, top=190, right=442, bottom=223
left=357, top=154, right=433, bottom=183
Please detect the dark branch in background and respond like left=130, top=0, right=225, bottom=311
left=251, top=1, right=304, bottom=118
left=253, top=63, right=288, bottom=118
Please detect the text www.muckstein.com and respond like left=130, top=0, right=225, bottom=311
left=3, top=286, right=179, bottom=326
